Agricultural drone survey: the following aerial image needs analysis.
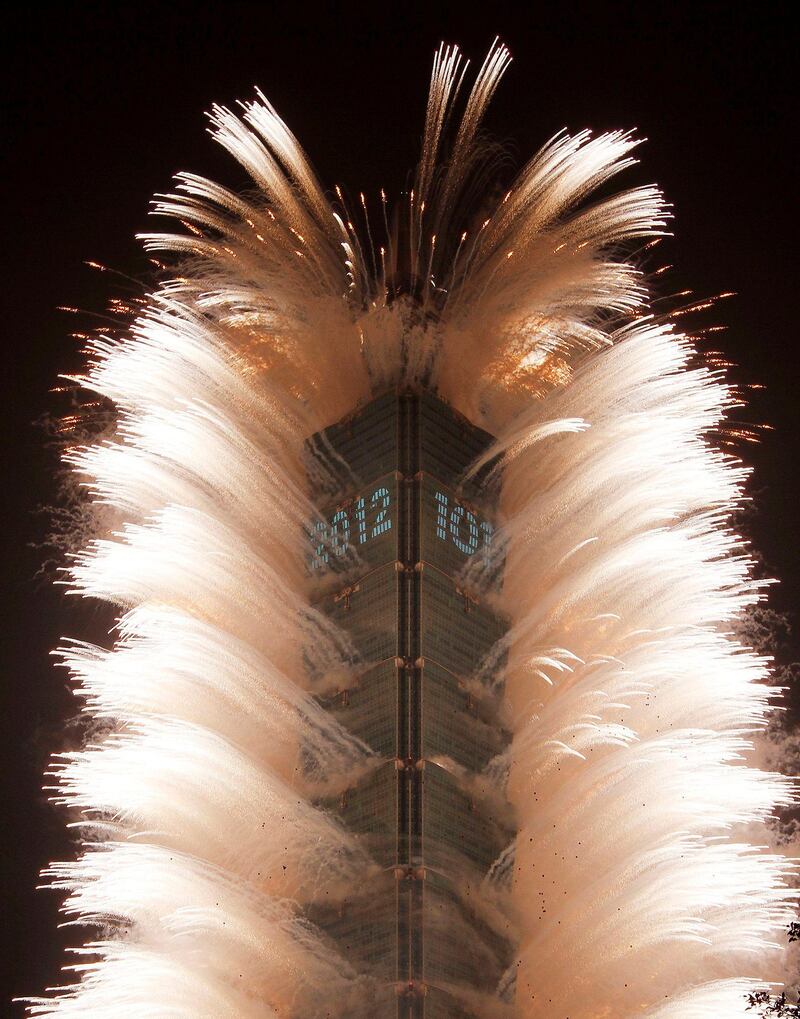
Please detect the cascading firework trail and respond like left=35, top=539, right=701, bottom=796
left=26, top=37, right=797, bottom=1018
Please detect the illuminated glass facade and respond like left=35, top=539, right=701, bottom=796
left=306, top=390, right=512, bottom=1018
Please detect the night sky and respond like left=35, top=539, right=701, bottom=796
left=3, top=4, right=796, bottom=1010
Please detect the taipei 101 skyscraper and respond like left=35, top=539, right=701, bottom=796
left=305, top=390, right=511, bottom=1016
left=25, top=38, right=798, bottom=1019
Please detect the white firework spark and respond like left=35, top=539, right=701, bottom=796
left=25, top=38, right=796, bottom=1018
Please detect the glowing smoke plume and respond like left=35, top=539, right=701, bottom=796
left=26, top=38, right=796, bottom=1018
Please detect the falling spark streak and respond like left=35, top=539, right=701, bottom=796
left=25, top=38, right=796, bottom=1019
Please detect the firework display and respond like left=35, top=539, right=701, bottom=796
left=25, top=40, right=796, bottom=1018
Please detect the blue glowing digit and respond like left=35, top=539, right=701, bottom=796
left=435, top=491, right=448, bottom=540
left=370, top=487, right=392, bottom=537
left=450, top=504, right=479, bottom=555
left=311, top=520, right=328, bottom=569
left=331, top=509, right=350, bottom=556
left=480, top=520, right=494, bottom=565
left=355, top=496, right=367, bottom=544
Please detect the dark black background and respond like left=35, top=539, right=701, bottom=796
left=3, top=3, right=796, bottom=1009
